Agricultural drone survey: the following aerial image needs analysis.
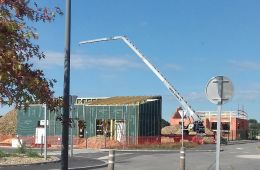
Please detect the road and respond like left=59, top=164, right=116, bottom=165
left=0, top=142, right=259, bottom=170
left=95, top=142, right=260, bottom=170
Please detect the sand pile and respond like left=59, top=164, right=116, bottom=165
left=161, top=125, right=181, bottom=135
left=76, top=136, right=123, bottom=149
left=0, top=109, right=17, bottom=135
left=161, top=125, right=214, bottom=136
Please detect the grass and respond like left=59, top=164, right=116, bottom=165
left=25, top=149, right=41, bottom=158
left=14, top=146, right=27, bottom=154
left=0, top=146, right=41, bottom=158
left=0, top=150, right=7, bottom=158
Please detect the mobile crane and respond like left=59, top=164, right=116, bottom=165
left=79, top=36, right=205, bottom=134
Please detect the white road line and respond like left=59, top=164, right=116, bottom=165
left=236, top=147, right=243, bottom=150
left=236, top=155, right=260, bottom=159
left=98, top=153, right=132, bottom=160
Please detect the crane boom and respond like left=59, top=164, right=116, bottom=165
left=79, top=36, right=201, bottom=122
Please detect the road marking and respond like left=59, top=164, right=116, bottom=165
left=236, top=147, right=243, bottom=150
left=236, top=155, right=260, bottom=159
left=98, top=153, right=132, bottom=160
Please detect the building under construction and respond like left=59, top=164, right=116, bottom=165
left=16, top=96, right=162, bottom=145
left=170, top=109, right=249, bottom=140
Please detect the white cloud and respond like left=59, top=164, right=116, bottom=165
left=162, top=91, right=206, bottom=102
left=34, top=52, right=142, bottom=70
left=164, top=63, right=183, bottom=70
left=163, top=87, right=260, bottom=104
left=234, top=88, right=260, bottom=101
left=228, top=60, right=260, bottom=71
left=186, top=91, right=206, bottom=101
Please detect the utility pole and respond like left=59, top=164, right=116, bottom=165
left=61, top=0, right=71, bottom=169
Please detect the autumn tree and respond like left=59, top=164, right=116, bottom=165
left=0, top=0, right=63, bottom=109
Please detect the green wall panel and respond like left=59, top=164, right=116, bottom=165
left=16, top=97, right=162, bottom=145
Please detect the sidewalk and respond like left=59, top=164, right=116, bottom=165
left=0, top=156, right=107, bottom=170
left=227, top=139, right=260, bottom=145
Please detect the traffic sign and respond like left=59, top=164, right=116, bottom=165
left=205, top=76, right=233, bottom=105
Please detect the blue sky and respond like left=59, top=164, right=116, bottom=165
left=1, top=0, right=260, bottom=122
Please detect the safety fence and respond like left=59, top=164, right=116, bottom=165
left=0, top=134, right=217, bottom=149
left=221, top=129, right=260, bottom=141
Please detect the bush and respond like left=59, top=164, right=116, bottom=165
left=15, top=146, right=27, bottom=154
left=26, top=149, right=40, bottom=157
left=14, top=146, right=41, bottom=157
left=0, top=150, right=7, bottom=158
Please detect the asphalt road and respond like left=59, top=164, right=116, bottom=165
left=1, top=142, right=259, bottom=170
left=95, top=142, right=260, bottom=170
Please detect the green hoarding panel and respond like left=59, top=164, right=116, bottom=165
left=17, top=105, right=44, bottom=136
left=16, top=96, right=162, bottom=145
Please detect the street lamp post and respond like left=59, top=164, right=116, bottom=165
left=61, top=0, right=71, bottom=169
left=69, top=95, right=77, bottom=158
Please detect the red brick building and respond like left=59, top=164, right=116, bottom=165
left=170, top=109, right=248, bottom=140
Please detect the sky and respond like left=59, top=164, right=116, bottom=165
left=1, top=0, right=260, bottom=122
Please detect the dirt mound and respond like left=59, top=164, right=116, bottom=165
left=0, top=109, right=17, bottom=135
left=161, top=125, right=181, bottom=135
left=162, top=125, right=214, bottom=136
left=76, top=136, right=123, bottom=149
left=205, top=128, right=214, bottom=135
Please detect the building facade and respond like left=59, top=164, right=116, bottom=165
left=170, top=109, right=248, bottom=140
left=16, top=96, right=162, bottom=144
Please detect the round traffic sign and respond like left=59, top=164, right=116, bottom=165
left=205, top=76, right=234, bottom=105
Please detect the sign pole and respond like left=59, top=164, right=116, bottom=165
left=70, top=108, right=73, bottom=157
left=44, top=104, right=47, bottom=161
left=205, top=75, right=234, bottom=170
left=181, top=110, right=184, bottom=147
left=216, top=104, right=222, bottom=170
left=179, top=108, right=185, bottom=170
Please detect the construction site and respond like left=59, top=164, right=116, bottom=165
left=0, top=36, right=251, bottom=149
left=0, top=102, right=250, bottom=149
left=168, top=108, right=249, bottom=140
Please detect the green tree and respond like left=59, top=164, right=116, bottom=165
left=0, top=0, right=63, bottom=110
left=249, top=119, right=258, bottom=124
left=249, top=119, right=260, bottom=131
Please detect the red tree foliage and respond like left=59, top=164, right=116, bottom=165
left=0, top=0, right=63, bottom=110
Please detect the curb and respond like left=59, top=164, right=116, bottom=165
left=227, top=140, right=260, bottom=145
left=0, top=157, right=108, bottom=170
left=0, top=156, right=61, bottom=168
left=100, top=148, right=217, bottom=153
left=47, top=158, right=108, bottom=170
left=68, top=161, right=108, bottom=170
